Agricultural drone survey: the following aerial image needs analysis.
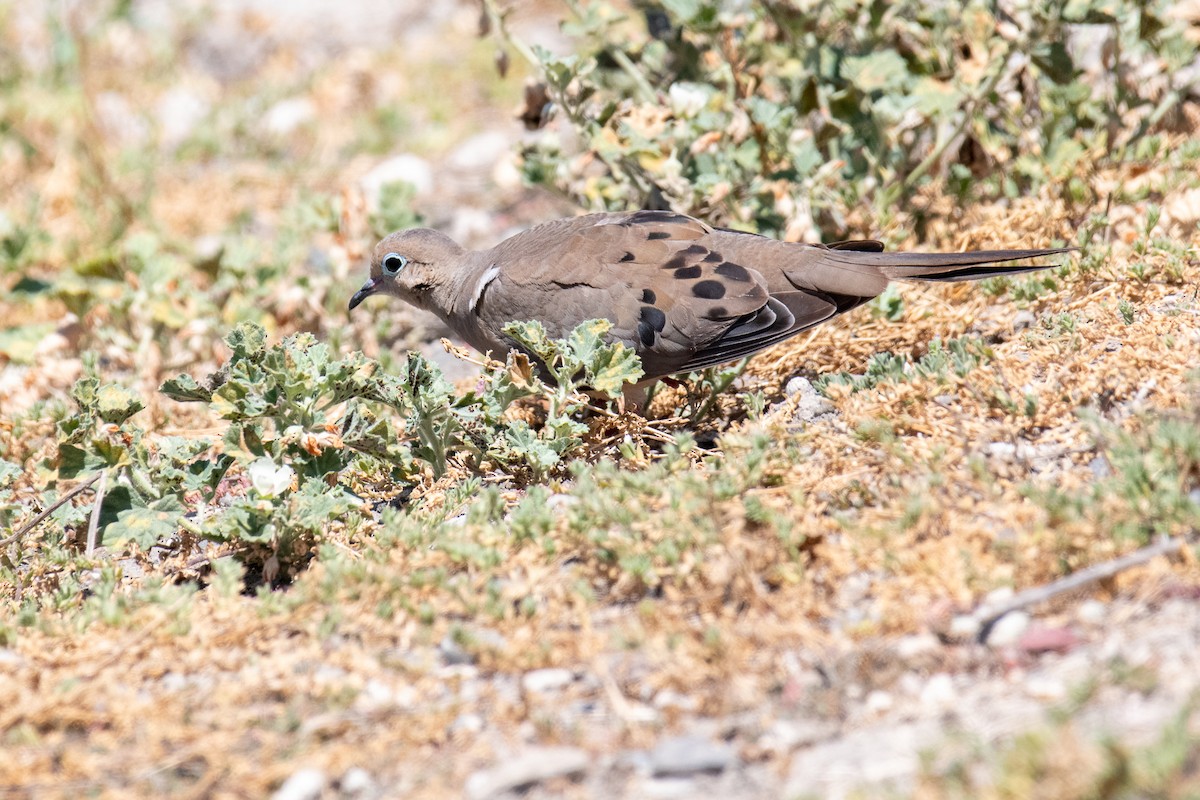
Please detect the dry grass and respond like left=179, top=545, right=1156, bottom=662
left=1, top=2, right=1199, bottom=797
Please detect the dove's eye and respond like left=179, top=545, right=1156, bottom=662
left=381, top=253, right=408, bottom=275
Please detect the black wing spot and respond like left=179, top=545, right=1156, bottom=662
left=673, top=265, right=702, bottom=279
left=710, top=305, right=729, bottom=317
left=663, top=253, right=691, bottom=270
left=647, top=231, right=671, bottom=240
left=715, top=262, right=752, bottom=282
left=682, top=244, right=708, bottom=256
left=620, top=251, right=636, bottom=262
left=640, top=288, right=657, bottom=304
left=637, top=321, right=656, bottom=346
left=692, top=279, right=726, bottom=299
left=640, top=305, right=667, bottom=331
left=702, top=251, right=722, bottom=263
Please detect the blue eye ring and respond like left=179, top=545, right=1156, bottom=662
left=382, top=252, right=408, bottom=275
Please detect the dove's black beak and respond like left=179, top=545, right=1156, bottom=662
left=348, top=279, right=377, bottom=311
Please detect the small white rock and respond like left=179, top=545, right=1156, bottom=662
left=648, top=736, right=736, bottom=776
left=465, top=747, right=589, bottom=800
left=983, top=586, right=1016, bottom=606
left=339, top=767, right=374, bottom=796
left=949, top=614, right=982, bottom=639
left=272, top=768, right=327, bottom=800
left=450, top=712, right=485, bottom=735
left=360, top=154, right=434, bottom=202
left=652, top=689, right=699, bottom=711
left=638, top=776, right=700, bottom=798
left=522, top=668, right=574, bottom=693
left=919, top=673, right=957, bottom=709
left=986, top=611, right=1031, bottom=647
left=895, top=633, right=940, bottom=661
left=449, top=130, right=513, bottom=172
left=1012, top=310, right=1037, bottom=331
left=757, top=719, right=836, bottom=753
left=784, top=376, right=836, bottom=421
left=263, top=97, right=316, bottom=136
left=1076, top=599, right=1107, bottom=626
left=157, top=87, right=211, bottom=148
left=865, top=690, right=894, bottom=715
left=1025, top=675, right=1067, bottom=701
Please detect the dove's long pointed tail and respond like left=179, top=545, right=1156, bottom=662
left=823, top=247, right=1076, bottom=282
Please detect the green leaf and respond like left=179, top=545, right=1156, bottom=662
left=588, top=343, right=642, bottom=397
left=224, top=323, right=268, bottom=361
left=160, top=373, right=212, bottom=403
left=103, top=504, right=181, bottom=549
left=96, top=384, right=144, bottom=424
left=0, top=323, right=56, bottom=364
left=57, top=443, right=106, bottom=479
left=842, top=51, right=911, bottom=93
left=0, top=459, right=21, bottom=488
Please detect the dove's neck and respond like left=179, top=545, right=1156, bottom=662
left=426, top=248, right=493, bottom=325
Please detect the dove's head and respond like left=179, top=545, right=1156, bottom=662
left=349, top=228, right=466, bottom=312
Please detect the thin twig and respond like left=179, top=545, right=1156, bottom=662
left=0, top=473, right=102, bottom=549
left=86, top=469, right=109, bottom=556
left=480, top=0, right=539, bottom=68
left=976, top=534, right=1190, bottom=639
left=585, top=403, right=678, bottom=445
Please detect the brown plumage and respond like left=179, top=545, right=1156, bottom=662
left=349, top=210, right=1069, bottom=386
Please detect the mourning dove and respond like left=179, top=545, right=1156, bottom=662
left=349, top=210, right=1068, bottom=394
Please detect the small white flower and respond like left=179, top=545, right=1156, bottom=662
left=248, top=458, right=295, bottom=498
left=668, top=82, right=710, bottom=118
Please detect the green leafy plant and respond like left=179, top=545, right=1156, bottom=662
left=489, top=0, right=1193, bottom=238
left=815, top=336, right=993, bottom=394
left=0, top=459, right=22, bottom=531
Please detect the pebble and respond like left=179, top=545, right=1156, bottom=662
left=272, top=768, right=327, bottom=800
left=1025, top=674, right=1067, bottom=701
left=1065, top=23, right=1115, bottom=75
left=96, top=91, right=149, bottom=146
left=192, top=234, right=225, bottom=273
left=784, top=377, right=836, bottom=421
left=652, top=688, right=698, bottom=711
left=449, top=130, right=513, bottom=172
left=450, top=712, right=485, bottom=735
left=263, top=97, right=316, bottom=136
left=919, top=673, right=957, bottom=709
left=986, top=611, right=1031, bottom=647
left=865, top=690, right=894, bottom=715
left=450, top=207, right=496, bottom=248
left=1088, top=456, right=1112, bottom=479
left=648, top=735, right=737, bottom=777
left=894, top=632, right=941, bottom=661
left=637, top=777, right=699, bottom=798
left=464, top=746, right=589, bottom=800
left=360, top=154, right=434, bottom=202
left=757, top=718, right=837, bottom=753
left=1076, top=599, right=1107, bottom=626
left=439, top=627, right=507, bottom=665
left=354, top=678, right=396, bottom=711
left=156, top=87, right=211, bottom=148
left=1011, top=310, right=1037, bottom=332
left=522, top=668, right=574, bottom=693
left=339, top=767, right=374, bottom=796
